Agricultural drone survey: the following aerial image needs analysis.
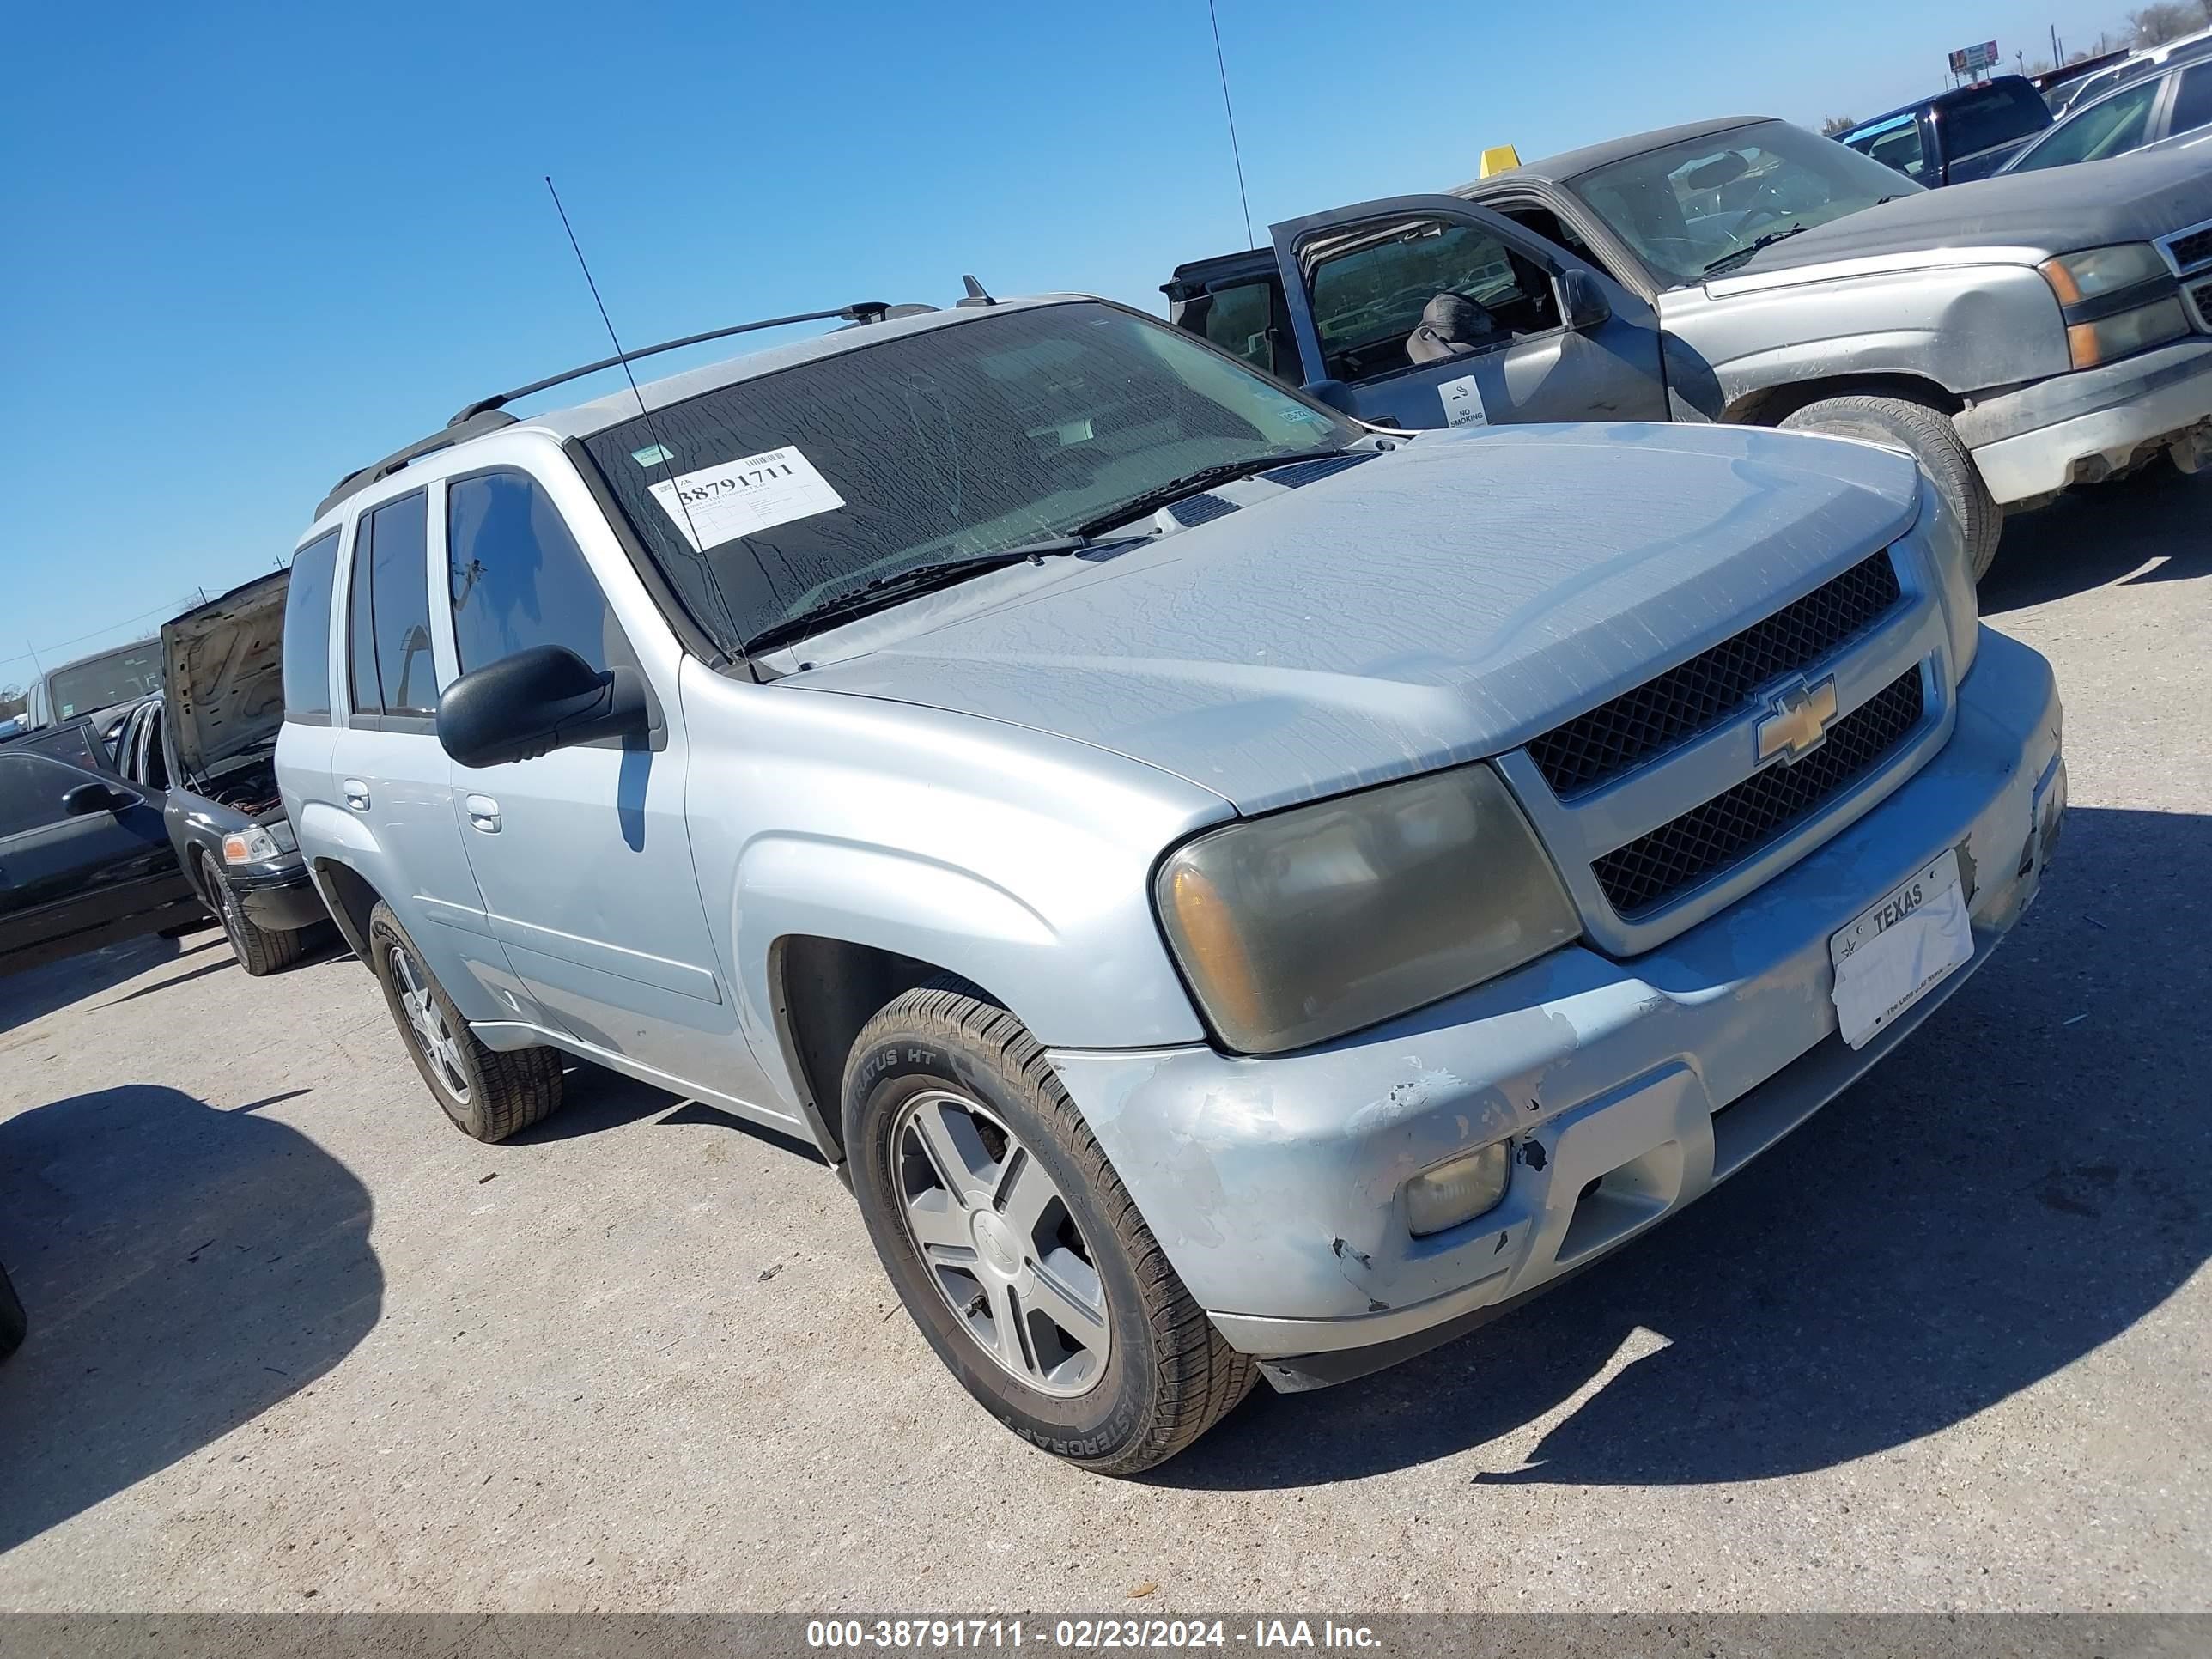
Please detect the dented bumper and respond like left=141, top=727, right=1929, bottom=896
left=1048, top=629, right=2063, bottom=1382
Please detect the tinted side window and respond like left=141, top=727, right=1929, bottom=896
left=1201, top=281, right=1282, bottom=379
left=1849, top=117, right=1928, bottom=180
left=447, top=471, right=628, bottom=675
left=283, top=530, right=340, bottom=725
left=1942, top=82, right=2051, bottom=158
left=0, top=752, right=90, bottom=839
left=349, top=492, right=438, bottom=718
left=2173, top=63, right=2212, bottom=134
left=1309, top=219, right=1555, bottom=383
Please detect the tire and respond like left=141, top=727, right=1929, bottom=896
left=366, top=900, right=562, bottom=1142
left=206, top=857, right=307, bottom=977
left=1780, top=394, right=2003, bottom=582
left=0, top=1261, right=24, bottom=1362
left=844, top=986, right=1255, bottom=1475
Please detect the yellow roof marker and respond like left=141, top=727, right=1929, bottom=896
left=1478, top=144, right=1522, bottom=178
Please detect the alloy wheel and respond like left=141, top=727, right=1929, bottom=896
left=388, top=941, right=471, bottom=1105
left=891, top=1089, right=1111, bottom=1397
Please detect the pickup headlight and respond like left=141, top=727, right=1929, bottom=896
left=2039, top=246, right=2190, bottom=368
left=222, top=827, right=283, bottom=866
left=1155, top=765, right=1580, bottom=1054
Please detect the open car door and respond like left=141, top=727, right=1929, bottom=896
left=1268, top=193, right=1668, bottom=433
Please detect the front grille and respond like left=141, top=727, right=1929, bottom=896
left=2189, top=278, right=2212, bottom=333
left=2166, top=225, right=2212, bottom=273
left=1527, top=551, right=1903, bottom=799
left=1591, top=667, right=1928, bottom=917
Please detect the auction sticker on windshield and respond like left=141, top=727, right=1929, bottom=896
left=1829, top=848, right=1972, bottom=1050
left=647, top=445, right=845, bottom=551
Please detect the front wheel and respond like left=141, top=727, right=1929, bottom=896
left=844, top=987, right=1255, bottom=1475
left=367, top=901, right=562, bottom=1142
left=1780, top=393, right=2002, bottom=581
left=208, top=860, right=307, bottom=977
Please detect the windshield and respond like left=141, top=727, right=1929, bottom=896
left=580, top=301, right=1357, bottom=653
left=1569, top=119, right=1919, bottom=288
left=45, top=641, right=163, bottom=720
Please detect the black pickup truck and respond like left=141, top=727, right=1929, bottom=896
left=1837, top=75, right=2054, bottom=185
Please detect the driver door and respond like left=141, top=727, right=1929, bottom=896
left=1268, top=193, right=1668, bottom=433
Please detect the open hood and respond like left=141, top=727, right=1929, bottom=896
left=1719, top=146, right=2212, bottom=283
left=161, top=570, right=289, bottom=784
left=787, top=423, right=1923, bottom=815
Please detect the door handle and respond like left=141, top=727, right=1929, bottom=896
left=343, top=780, right=371, bottom=811
left=465, top=794, right=501, bottom=833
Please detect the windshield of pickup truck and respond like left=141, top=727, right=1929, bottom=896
left=583, top=301, right=1358, bottom=653
left=43, top=641, right=164, bottom=720
left=1570, top=119, right=1920, bottom=288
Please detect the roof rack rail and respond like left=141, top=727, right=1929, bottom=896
left=317, top=301, right=900, bottom=520
left=447, top=301, right=895, bottom=425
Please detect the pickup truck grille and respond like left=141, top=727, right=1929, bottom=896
left=1590, top=667, right=1927, bottom=917
left=2187, top=278, right=2212, bottom=335
left=1527, top=550, right=1903, bottom=799
left=2166, top=224, right=2212, bottom=273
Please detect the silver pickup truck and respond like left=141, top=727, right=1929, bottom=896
left=279, top=295, right=2064, bottom=1472
left=1168, top=117, right=2212, bottom=579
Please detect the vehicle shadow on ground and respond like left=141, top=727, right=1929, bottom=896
left=0, top=1084, right=381, bottom=1553
left=0, top=933, right=195, bottom=1036
left=1151, top=805, right=2209, bottom=1491
left=1982, top=465, right=2211, bottom=615
left=507, top=1065, right=830, bottom=1164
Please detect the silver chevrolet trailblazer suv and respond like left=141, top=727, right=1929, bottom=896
left=277, top=293, right=2066, bottom=1473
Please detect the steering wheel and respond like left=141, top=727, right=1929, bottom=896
left=1731, top=204, right=1790, bottom=238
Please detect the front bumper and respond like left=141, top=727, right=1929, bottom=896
left=1958, top=338, right=2212, bottom=503
left=228, top=861, right=328, bottom=933
left=1049, top=629, right=2063, bottom=1381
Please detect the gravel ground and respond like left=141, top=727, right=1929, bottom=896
left=1, top=470, right=2206, bottom=1614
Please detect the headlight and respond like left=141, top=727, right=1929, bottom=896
left=2040, top=246, right=2189, bottom=368
left=1155, top=764, right=1580, bottom=1054
left=2063, top=298, right=2191, bottom=369
left=222, top=827, right=283, bottom=866
left=2039, top=243, right=2167, bottom=304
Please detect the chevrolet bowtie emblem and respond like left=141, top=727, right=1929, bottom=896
left=1756, top=676, right=1838, bottom=766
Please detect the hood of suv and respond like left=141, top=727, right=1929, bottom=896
left=161, top=569, right=289, bottom=784
left=788, top=424, right=1923, bottom=814
left=1715, top=147, right=2212, bottom=285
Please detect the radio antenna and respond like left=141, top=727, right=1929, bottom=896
left=1206, top=0, right=1255, bottom=249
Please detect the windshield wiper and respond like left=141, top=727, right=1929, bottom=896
left=1071, top=451, right=1354, bottom=538
left=741, top=538, right=1101, bottom=655
left=1703, top=223, right=1812, bottom=276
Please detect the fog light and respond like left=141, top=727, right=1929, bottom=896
left=1405, top=1141, right=1511, bottom=1237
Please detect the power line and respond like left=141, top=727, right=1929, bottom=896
left=1206, top=0, right=1255, bottom=250
left=0, top=598, right=191, bottom=674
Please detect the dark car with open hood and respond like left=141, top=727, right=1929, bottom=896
left=110, top=574, right=329, bottom=975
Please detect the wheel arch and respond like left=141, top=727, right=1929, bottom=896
left=768, top=934, right=1004, bottom=1164
left=311, top=860, right=384, bottom=962
left=1726, top=372, right=1966, bottom=427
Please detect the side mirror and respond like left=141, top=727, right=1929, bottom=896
left=436, top=645, right=650, bottom=769
left=61, top=781, right=134, bottom=817
left=1559, top=269, right=1612, bottom=331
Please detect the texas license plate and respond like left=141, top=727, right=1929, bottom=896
left=1828, top=848, right=1973, bottom=1050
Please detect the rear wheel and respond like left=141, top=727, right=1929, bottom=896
left=367, top=900, right=562, bottom=1142
left=844, top=986, right=1255, bottom=1474
left=1780, top=393, right=2002, bottom=581
left=206, top=858, right=307, bottom=977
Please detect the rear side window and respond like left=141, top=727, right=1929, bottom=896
left=1942, top=82, right=2050, bottom=160
left=2173, top=63, right=2212, bottom=134
left=283, top=530, right=340, bottom=725
left=1847, top=115, right=1928, bottom=180
left=2015, top=79, right=2160, bottom=170
left=0, top=752, right=89, bottom=839
left=1200, top=281, right=1283, bottom=379
left=447, top=471, right=629, bottom=674
left=349, top=492, right=438, bottom=719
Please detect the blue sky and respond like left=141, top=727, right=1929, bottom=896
left=0, top=0, right=2128, bottom=689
